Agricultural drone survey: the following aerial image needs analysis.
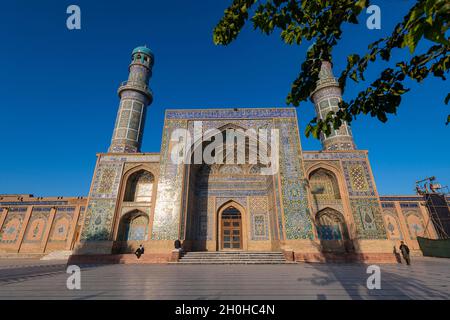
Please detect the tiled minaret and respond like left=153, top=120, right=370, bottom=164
left=311, top=61, right=356, bottom=151
left=109, top=46, right=154, bottom=153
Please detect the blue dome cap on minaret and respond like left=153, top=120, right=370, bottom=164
left=132, top=46, right=154, bottom=58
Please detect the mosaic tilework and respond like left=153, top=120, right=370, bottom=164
left=23, top=207, right=52, bottom=244
left=50, top=216, right=70, bottom=242
left=189, top=196, right=208, bottom=241
left=400, top=202, right=419, bottom=208
left=109, top=52, right=152, bottom=154
left=309, top=169, right=340, bottom=201
left=81, top=199, right=116, bottom=241
left=184, top=196, right=215, bottom=241
left=101, top=154, right=160, bottom=163
left=0, top=207, right=27, bottom=244
left=402, top=209, right=427, bottom=240
left=90, top=162, right=123, bottom=199
left=81, top=159, right=125, bottom=241
left=166, top=108, right=296, bottom=120
left=82, top=153, right=158, bottom=242
left=303, top=160, right=340, bottom=172
left=206, top=197, right=215, bottom=241
left=216, top=197, right=248, bottom=210
left=266, top=177, right=279, bottom=241
left=199, top=190, right=268, bottom=197
left=49, top=207, right=75, bottom=243
left=250, top=197, right=269, bottom=240
left=342, top=160, right=375, bottom=197
left=190, top=197, right=209, bottom=241
left=121, top=90, right=152, bottom=102
left=272, top=168, right=284, bottom=240
left=201, top=119, right=273, bottom=134
left=312, top=85, right=341, bottom=101
left=381, top=202, right=395, bottom=208
left=383, top=210, right=403, bottom=240
left=275, top=118, right=313, bottom=240
left=152, top=119, right=187, bottom=240
left=0, top=201, right=68, bottom=206
left=380, top=196, right=424, bottom=202
left=179, top=164, right=193, bottom=241
left=303, top=152, right=366, bottom=160
left=127, top=215, right=149, bottom=241
left=181, top=119, right=276, bottom=241
left=312, top=72, right=356, bottom=150
left=97, top=168, right=117, bottom=194
left=350, top=198, right=387, bottom=239
left=120, top=206, right=151, bottom=218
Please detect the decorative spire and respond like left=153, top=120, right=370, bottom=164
left=311, top=61, right=356, bottom=151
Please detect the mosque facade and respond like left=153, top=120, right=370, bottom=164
left=0, top=47, right=445, bottom=263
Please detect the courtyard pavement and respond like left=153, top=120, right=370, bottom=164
left=0, top=257, right=448, bottom=300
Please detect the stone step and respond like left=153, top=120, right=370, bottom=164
left=175, top=261, right=292, bottom=265
left=182, top=255, right=285, bottom=258
left=40, top=250, right=73, bottom=261
left=182, top=256, right=285, bottom=260
left=0, top=253, right=46, bottom=259
left=178, top=251, right=289, bottom=264
left=182, top=256, right=285, bottom=258
left=182, top=254, right=285, bottom=256
left=181, top=256, right=286, bottom=258
left=184, top=252, right=284, bottom=257
left=184, top=251, right=282, bottom=254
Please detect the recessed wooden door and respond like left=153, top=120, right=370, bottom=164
left=221, top=206, right=242, bottom=250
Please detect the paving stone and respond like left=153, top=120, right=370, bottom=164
left=0, top=257, right=448, bottom=299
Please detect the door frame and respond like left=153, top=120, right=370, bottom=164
left=216, top=201, right=248, bottom=251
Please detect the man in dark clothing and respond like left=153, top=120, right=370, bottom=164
left=135, top=244, right=144, bottom=259
left=174, top=239, right=185, bottom=254
left=399, top=241, right=411, bottom=265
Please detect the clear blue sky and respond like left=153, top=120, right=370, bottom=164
left=0, top=0, right=448, bottom=197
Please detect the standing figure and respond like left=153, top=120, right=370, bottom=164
left=399, top=241, right=411, bottom=265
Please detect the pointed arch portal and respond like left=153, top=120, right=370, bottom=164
left=220, top=205, right=243, bottom=250
left=315, top=208, right=352, bottom=253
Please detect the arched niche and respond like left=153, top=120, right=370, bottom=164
left=124, top=170, right=154, bottom=203
left=309, top=168, right=341, bottom=201
left=117, top=210, right=149, bottom=241
left=383, top=213, right=403, bottom=240
left=405, top=212, right=426, bottom=240
left=315, top=207, right=353, bottom=253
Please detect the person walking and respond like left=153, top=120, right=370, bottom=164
left=399, top=241, right=411, bottom=265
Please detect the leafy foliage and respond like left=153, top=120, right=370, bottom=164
left=213, top=0, right=450, bottom=137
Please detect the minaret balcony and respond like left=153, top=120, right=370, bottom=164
left=315, top=77, right=339, bottom=88
left=118, top=81, right=153, bottom=99
left=311, top=77, right=340, bottom=96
